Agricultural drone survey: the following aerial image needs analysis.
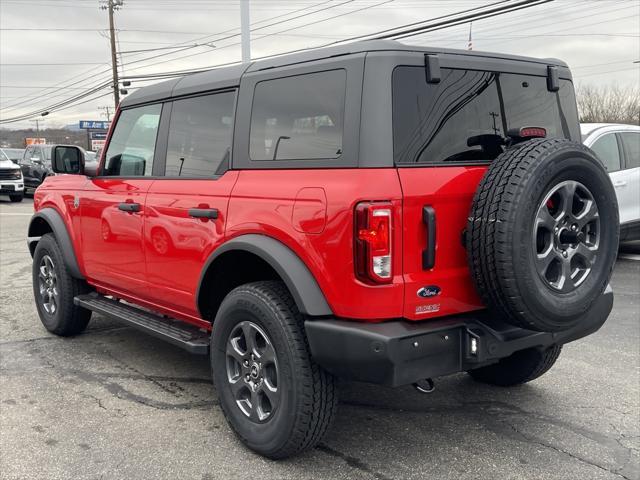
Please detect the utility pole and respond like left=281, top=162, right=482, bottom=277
left=30, top=119, right=43, bottom=137
left=240, top=0, right=250, bottom=63
left=101, top=0, right=123, bottom=109
left=29, top=112, right=48, bottom=140
left=99, top=105, right=113, bottom=121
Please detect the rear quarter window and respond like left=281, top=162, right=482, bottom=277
left=392, top=66, right=579, bottom=165
left=249, top=69, right=346, bottom=161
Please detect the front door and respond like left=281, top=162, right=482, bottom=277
left=143, top=91, right=238, bottom=316
left=80, top=103, right=163, bottom=297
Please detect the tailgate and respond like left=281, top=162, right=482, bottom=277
left=398, top=166, right=486, bottom=320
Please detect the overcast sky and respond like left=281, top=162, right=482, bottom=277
left=1, top=0, right=638, bottom=129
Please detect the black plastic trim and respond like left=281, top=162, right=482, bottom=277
left=422, top=205, right=436, bottom=269
left=27, top=208, right=84, bottom=279
left=152, top=101, right=172, bottom=177
left=75, top=293, right=209, bottom=354
left=547, top=65, right=559, bottom=92
left=424, top=54, right=441, bottom=83
left=305, top=285, right=613, bottom=387
left=188, top=208, right=219, bottom=219
left=196, top=234, right=332, bottom=317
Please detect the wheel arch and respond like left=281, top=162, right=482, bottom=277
left=28, top=208, right=84, bottom=279
left=196, top=234, right=332, bottom=321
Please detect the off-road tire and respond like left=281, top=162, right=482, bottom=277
left=467, top=138, right=619, bottom=332
left=211, top=281, right=337, bottom=459
left=468, top=345, right=562, bottom=386
left=9, top=194, right=23, bottom=202
left=32, top=233, right=92, bottom=336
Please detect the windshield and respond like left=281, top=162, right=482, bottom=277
left=0, top=150, right=9, bottom=161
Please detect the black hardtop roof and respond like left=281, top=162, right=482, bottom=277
left=121, top=40, right=568, bottom=108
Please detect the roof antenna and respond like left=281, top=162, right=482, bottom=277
left=467, top=22, right=473, bottom=51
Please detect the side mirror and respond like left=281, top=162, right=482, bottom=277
left=52, top=145, right=84, bottom=175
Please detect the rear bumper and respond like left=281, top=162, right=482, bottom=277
left=305, top=286, right=613, bottom=387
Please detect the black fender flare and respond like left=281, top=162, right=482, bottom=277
left=197, top=234, right=332, bottom=317
left=27, top=208, right=84, bottom=279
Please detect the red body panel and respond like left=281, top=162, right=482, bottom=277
left=80, top=178, right=153, bottom=293
left=34, top=165, right=489, bottom=326
left=144, top=173, right=239, bottom=315
left=34, top=175, right=88, bottom=276
left=397, top=167, right=487, bottom=320
left=227, top=169, right=404, bottom=320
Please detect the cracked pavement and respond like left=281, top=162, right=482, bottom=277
left=1, top=198, right=639, bottom=480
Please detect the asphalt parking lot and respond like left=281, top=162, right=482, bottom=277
left=1, top=197, right=638, bottom=480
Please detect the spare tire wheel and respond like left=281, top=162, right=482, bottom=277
left=467, top=138, right=619, bottom=332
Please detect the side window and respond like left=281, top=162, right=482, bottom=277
left=249, top=69, right=346, bottom=161
left=590, top=134, right=621, bottom=172
left=165, top=91, right=235, bottom=177
left=103, top=104, right=162, bottom=176
left=22, top=146, right=31, bottom=162
left=32, top=147, right=43, bottom=162
left=620, top=132, right=640, bottom=169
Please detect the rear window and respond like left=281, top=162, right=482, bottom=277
left=392, top=67, right=580, bottom=164
left=249, top=69, right=346, bottom=161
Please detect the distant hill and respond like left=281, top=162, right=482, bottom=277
left=0, top=128, right=88, bottom=148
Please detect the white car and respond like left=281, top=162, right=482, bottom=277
left=582, top=123, right=639, bottom=248
left=0, top=149, right=24, bottom=202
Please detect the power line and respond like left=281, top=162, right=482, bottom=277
left=4, top=0, right=625, bottom=124
left=0, top=0, right=342, bottom=117
left=1, top=0, right=337, bottom=116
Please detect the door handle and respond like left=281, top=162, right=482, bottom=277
left=118, top=202, right=141, bottom=213
left=188, top=208, right=219, bottom=220
left=422, top=205, right=436, bottom=270
left=613, top=181, right=627, bottom=188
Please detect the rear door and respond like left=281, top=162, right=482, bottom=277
left=393, top=60, right=581, bottom=320
left=617, top=131, right=640, bottom=227
left=79, top=103, right=162, bottom=296
left=589, top=132, right=628, bottom=221
left=143, top=90, right=238, bottom=316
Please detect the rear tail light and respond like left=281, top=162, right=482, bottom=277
left=355, top=202, right=392, bottom=284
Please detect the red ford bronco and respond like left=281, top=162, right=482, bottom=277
left=28, top=41, right=618, bottom=459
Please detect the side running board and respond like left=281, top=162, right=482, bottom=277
left=74, top=293, right=209, bottom=354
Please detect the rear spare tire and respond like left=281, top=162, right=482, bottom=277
left=467, top=138, right=619, bottom=332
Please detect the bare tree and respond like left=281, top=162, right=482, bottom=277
left=576, top=84, right=640, bottom=125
